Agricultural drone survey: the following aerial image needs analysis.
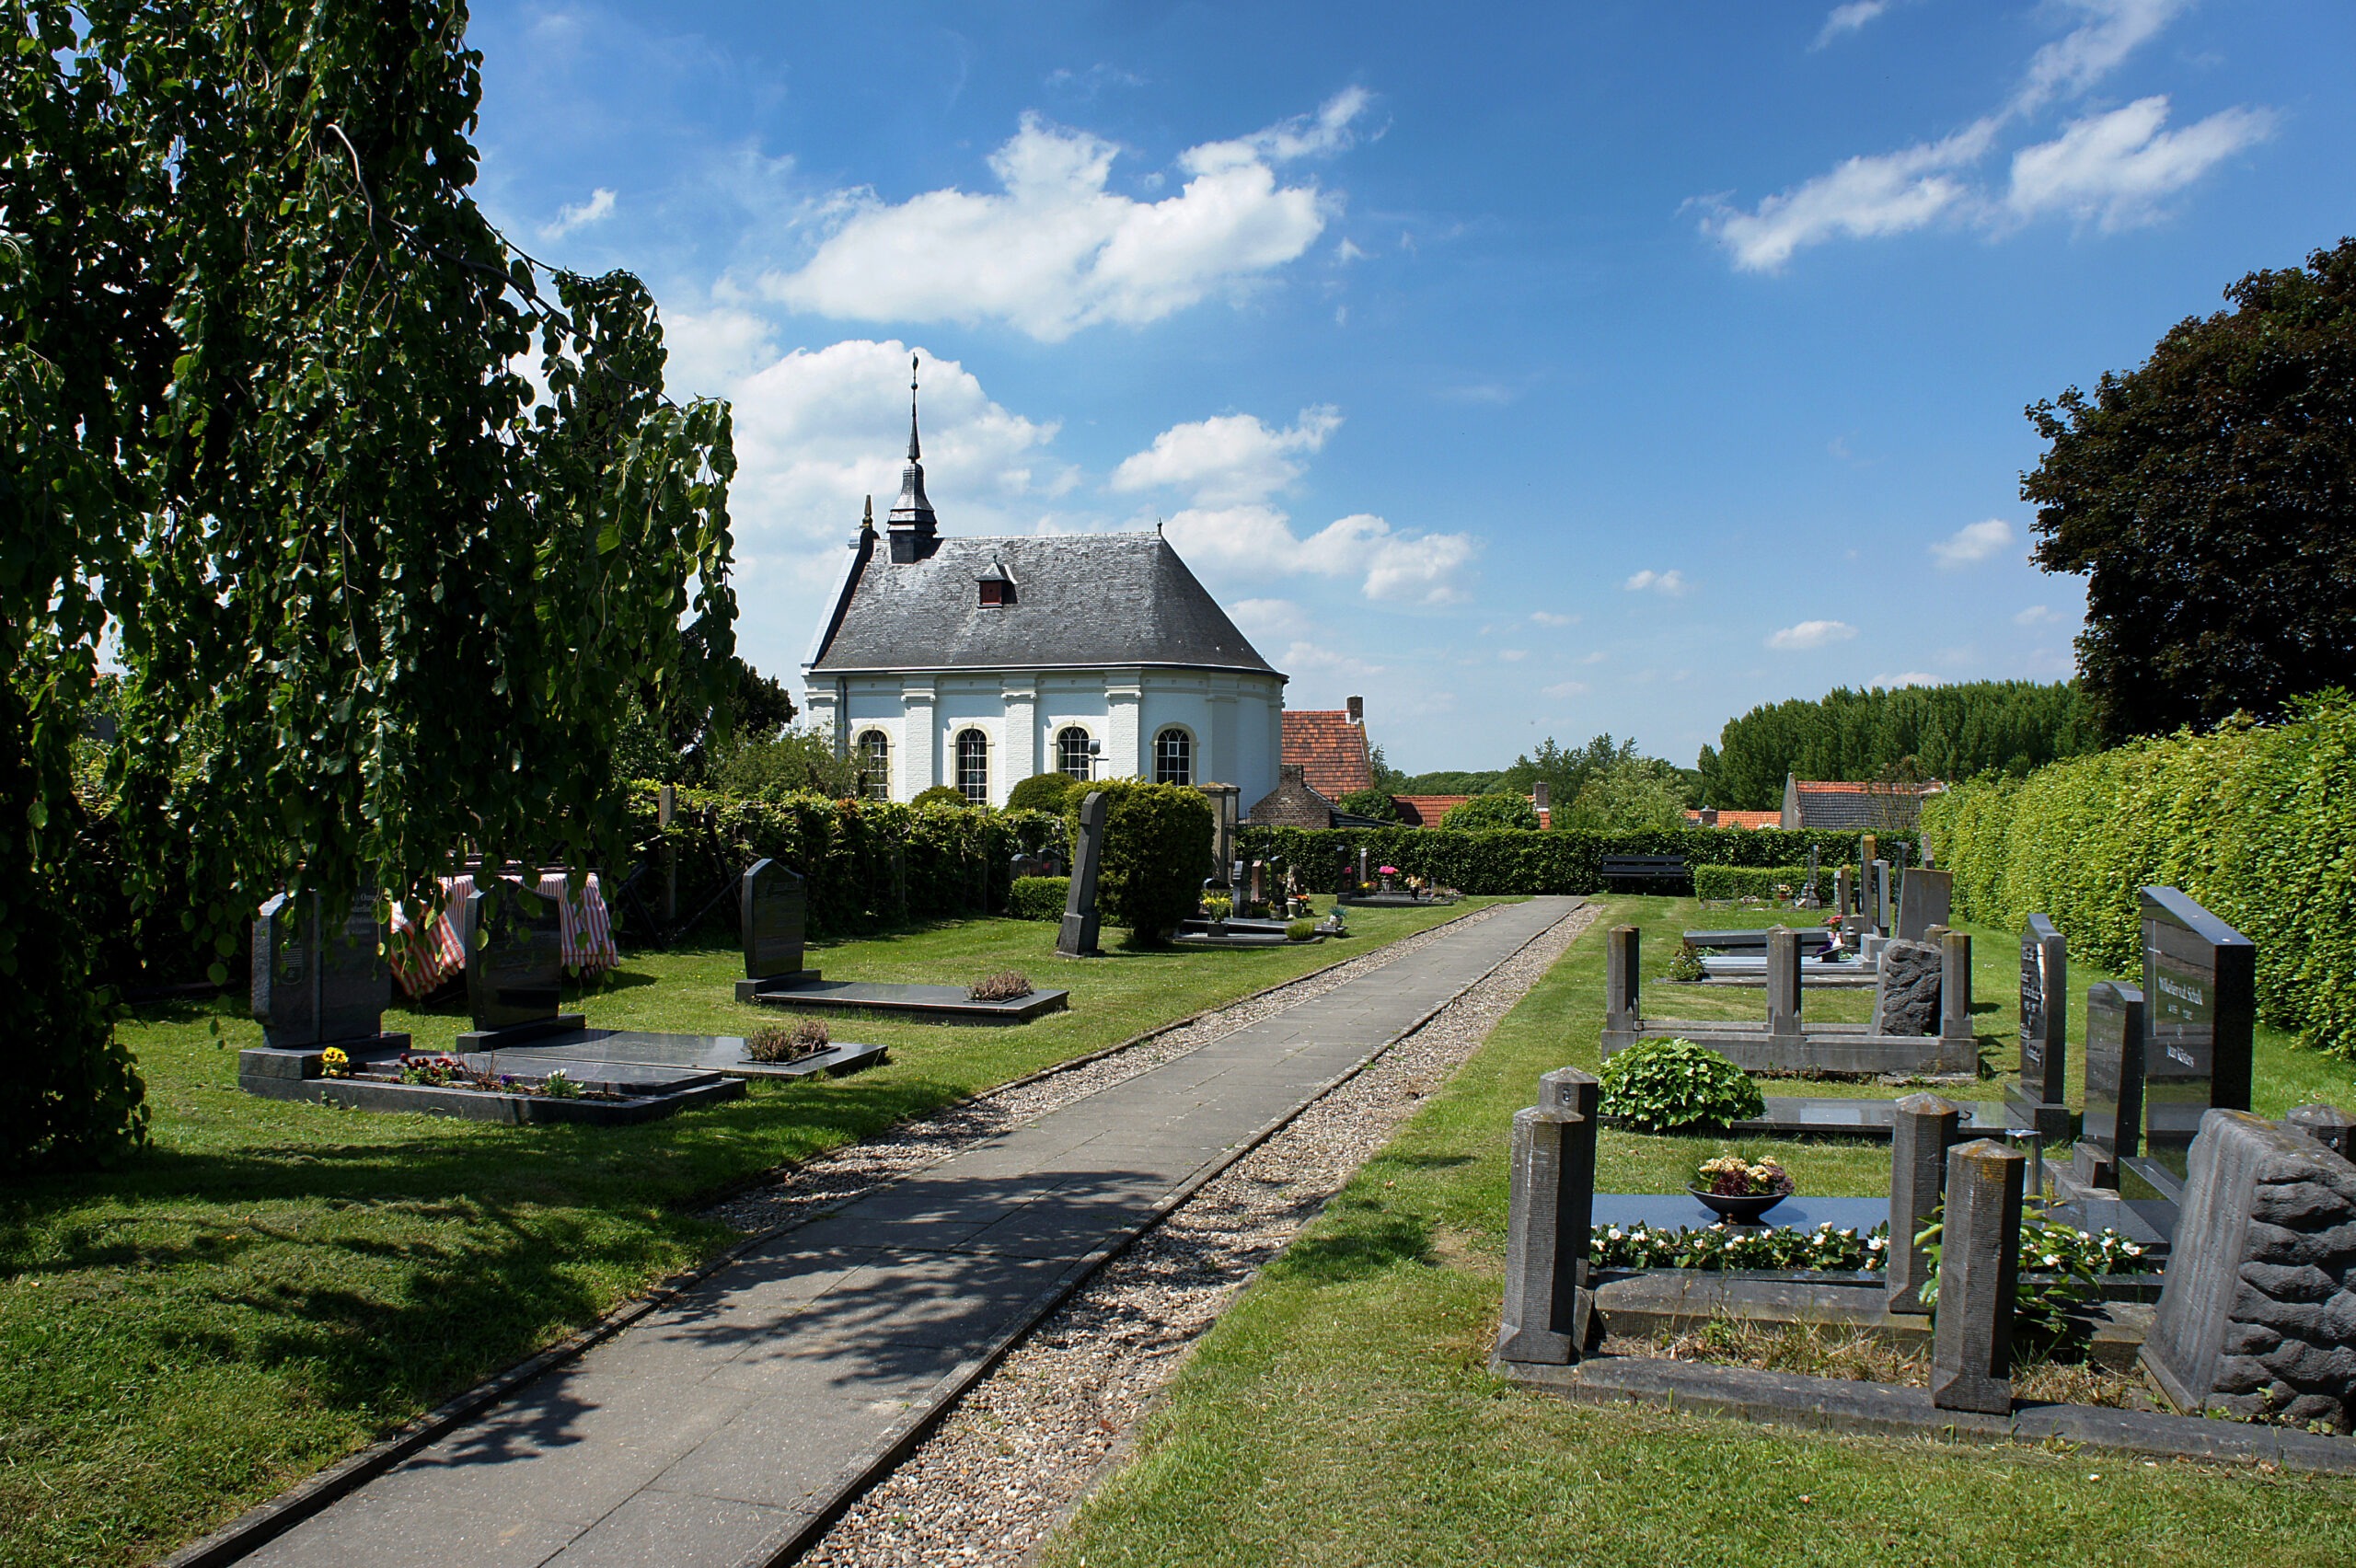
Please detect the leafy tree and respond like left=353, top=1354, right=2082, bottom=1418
left=3, top=0, right=734, bottom=1169
left=1440, top=793, right=1541, bottom=832
left=1337, top=789, right=1400, bottom=822
left=1564, top=757, right=1692, bottom=832
left=1392, top=768, right=1507, bottom=795
left=710, top=727, right=859, bottom=800
left=1696, top=682, right=2097, bottom=810
left=1367, top=744, right=1409, bottom=793
left=2026, top=238, right=2356, bottom=741
left=1499, top=734, right=1639, bottom=805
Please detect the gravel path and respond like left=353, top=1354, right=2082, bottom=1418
left=794, top=899, right=1600, bottom=1568
left=707, top=905, right=1510, bottom=1236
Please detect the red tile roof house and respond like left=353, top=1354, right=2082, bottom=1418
left=1685, top=809, right=1782, bottom=830
left=1398, top=791, right=1552, bottom=829
left=1281, top=700, right=1374, bottom=801
left=1779, top=775, right=1946, bottom=832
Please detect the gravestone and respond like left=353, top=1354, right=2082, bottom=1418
left=1895, top=868, right=1952, bottom=941
left=1765, top=927, right=1802, bottom=1041
left=1873, top=859, right=1893, bottom=933
left=1057, top=790, right=1108, bottom=957
left=1888, top=1093, right=1961, bottom=1314
left=1248, top=859, right=1266, bottom=912
left=251, top=890, right=401, bottom=1051
left=2141, top=1110, right=2356, bottom=1430
left=1798, top=844, right=1822, bottom=908
left=2133, top=887, right=2256, bottom=1196
left=1603, top=926, right=1641, bottom=1040
left=461, top=880, right=582, bottom=1044
left=1869, top=939, right=1943, bottom=1036
left=1939, top=929, right=1975, bottom=1049
left=1199, top=783, right=1241, bottom=886
left=1834, top=866, right=1854, bottom=926
left=2070, top=981, right=2145, bottom=1190
left=734, top=859, right=820, bottom=1001
left=1496, top=1067, right=1601, bottom=1366
left=1357, top=846, right=1369, bottom=890
left=2007, top=915, right=2072, bottom=1142
left=1931, top=1138, right=2026, bottom=1414
left=2285, top=1104, right=2356, bottom=1163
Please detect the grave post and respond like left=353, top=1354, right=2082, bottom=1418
left=1873, top=859, right=1892, bottom=934
left=659, top=782, right=678, bottom=927
left=2284, top=1103, right=2356, bottom=1162
left=1929, top=1138, right=2026, bottom=1414
left=2070, top=981, right=2146, bottom=1190
left=2007, top=916, right=2072, bottom=1144
left=1939, top=928, right=1974, bottom=1044
left=1887, top=1093, right=1961, bottom=1314
left=1497, top=1067, right=1600, bottom=1365
left=1765, top=926, right=1802, bottom=1042
left=1057, top=790, right=1109, bottom=957
left=1603, top=926, right=1641, bottom=1047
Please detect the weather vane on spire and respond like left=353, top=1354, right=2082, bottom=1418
left=907, top=353, right=922, bottom=463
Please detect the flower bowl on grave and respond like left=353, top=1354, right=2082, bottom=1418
left=1685, top=1185, right=1789, bottom=1226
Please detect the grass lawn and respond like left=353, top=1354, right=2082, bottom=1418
left=1043, top=895, right=2356, bottom=1568
left=0, top=899, right=1493, bottom=1568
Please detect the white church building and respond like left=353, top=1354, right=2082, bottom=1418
left=802, top=368, right=1288, bottom=808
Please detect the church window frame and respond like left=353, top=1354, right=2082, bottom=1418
left=955, top=728, right=989, bottom=805
left=1057, top=726, right=1094, bottom=780
left=1154, top=727, right=1194, bottom=787
left=855, top=730, right=891, bottom=801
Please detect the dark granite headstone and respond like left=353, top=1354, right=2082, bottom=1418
left=1873, top=859, right=1892, bottom=933
left=1497, top=1067, right=1600, bottom=1366
left=251, top=891, right=396, bottom=1050
left=2071, top=980, right=2145, bottom=1190
left=1057, top=790, right=1108, bottom=957
left=1931, top=1138, right=2025, bottom=1414
left=466, top=881, right=570, bottom=1036
left=2007, top=915, right=2071, bottom=1142
left=2138, top=887, right=2256, bottom=1190
left=740, top=859, right=810, bottom=983
left=1895, top=868, right=1951, bottom=941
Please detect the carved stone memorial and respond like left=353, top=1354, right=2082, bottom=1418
left=1057, top=790, right=1108, bottom=957
left=1930, top=1138, right=2026, bottom=1415
left=2007, top=914, right=2072, bottom=1143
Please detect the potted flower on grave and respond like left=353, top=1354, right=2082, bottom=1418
left=1687, top=1154, right=1796, bottom=1225
left=1377, top=864, right=1399, bottom=893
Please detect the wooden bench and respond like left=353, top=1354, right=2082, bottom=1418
left=1599, top=854, right=1692, bottom=890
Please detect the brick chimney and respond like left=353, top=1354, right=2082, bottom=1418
left=1345, top=695, right=1363, bottom=724
left=1531, top=781, right=1550, bottom=810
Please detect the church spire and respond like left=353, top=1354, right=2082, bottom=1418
left=886, top=352, right=940, bottom=561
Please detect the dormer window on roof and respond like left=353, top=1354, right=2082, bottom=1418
left=976, top=558, right=1013, bottom=607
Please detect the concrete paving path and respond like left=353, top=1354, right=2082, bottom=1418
left=240, top=898, right=1578, bottom=1568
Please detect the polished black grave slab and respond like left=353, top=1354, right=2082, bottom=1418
left=468, top=1026, right=888, bottom=1081
left=745, top=978, right=1069, bottom=1024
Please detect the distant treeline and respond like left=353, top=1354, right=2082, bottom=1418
left=1697, top=681, right=2099, bottom=811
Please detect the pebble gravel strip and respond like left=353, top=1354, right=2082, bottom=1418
left=795, top=899, right=1600, bottom=1568
left=707, top=905, right=1509, bottom=1237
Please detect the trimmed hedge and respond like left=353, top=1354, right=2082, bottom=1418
left=1921, top=695, right=2356, bottom=1056
left=1070, top=779, right=1214, bottom=940
left=1010, top=875, right=1069, bottom=922
left=1692, top=864, right=1830, bottom=903
left=1234, top=824, right=1910, bottom=897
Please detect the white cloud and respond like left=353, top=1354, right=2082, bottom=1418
left=1542, top=679, right=1591, bottom=699
left=1814, top=1, right=1889, bottom=49
left=763, top=91, right=1369, bottom=340
left=539, top=187, right=618, bottom=242
left=2015, top=604, right=2066, bottom=627
left=1579, top=650, right=1609, bottom=665
left=1530, top=610, right=1576, bottom=627
left=2007, top=98, right=2274, bottom=228
left=1277, top=640, right=1385, bottom=681
left=1623, top=568, right=1690, bottom=595
left=1499, top=649, right=1529, bottom=663
left=1703, top=121, right=1995, bottom=272
left=2013, top=0, right=2189, bottom=115
left=1162, top=506, right=1476, bottom=605
left=1931, top=518, right=2015, bottom=569
left=1110, top=406, right=1341, bottom=506
left=1872, top=671, right=1939, bottom=687
left=1767, top=619, right=1859, bottom=651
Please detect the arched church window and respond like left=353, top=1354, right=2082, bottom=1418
left=1057, top=727, right=1093, bottom=779
left=1154, top=728, right=1193, bottom=786
left=956, top=729, right=989, bottom=805
left=856, top=731, right=890, bottom=801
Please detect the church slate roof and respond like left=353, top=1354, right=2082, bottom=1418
left=807, top=532, right=1282, bottom=677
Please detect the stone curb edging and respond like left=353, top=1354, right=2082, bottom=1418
left=729, top=898, right=1589, bottom=1568
left=151, top=901, right=1509, bottom=1568
left=1496, top=1353, right=2356, bottom=1475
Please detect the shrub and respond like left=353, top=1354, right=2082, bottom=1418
left=1441, top=793, right=1541, bottom=832
left=1337, top=789, right=1400, bottom=822
left=747, top=1018, right=830, bottom=1062
left=1286, top=919, right=1315, bottom=941
left=1070, top=779, right=1214, bottom=940
left=1692, top=863, right=1829, bottom=903
left=969, top=970, right=1034, bottom=1001
left=1921, top=692, right=2356, bottom=1055
left=1010, top=875, right=1069, bottom=922
left=911, top=783, right=971, bottom=810
left=1008, top=772, right=1082, bottom=813
left=1234, top=823, right=1910, bottom=897
left=1598, top=1038, right=1764, bottom=1133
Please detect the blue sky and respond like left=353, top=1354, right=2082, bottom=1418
left=467, top=0, right=2354, bottom=775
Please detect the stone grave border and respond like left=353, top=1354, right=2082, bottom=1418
left=237, top=1061, right=744, bottom=1124
left=746, top=981, right=1070, bottom=1024
left=164, top=902, right=1511, bottom=1568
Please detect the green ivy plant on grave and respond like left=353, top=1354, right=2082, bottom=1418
left=1596, top=1038, right=1764, bottom=1133
left=4, top=0, right=735, bottom=1169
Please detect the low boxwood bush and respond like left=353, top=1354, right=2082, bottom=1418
left=1597, top=1038, right=1764, bottom=1133
left=1009, top=875, right=1069, bottom=922
left=1692, top=863, right=1830, bottom=903
left=1008, top=772, right=1082, bottom=813
left=910, top=783, right=970, bottom=810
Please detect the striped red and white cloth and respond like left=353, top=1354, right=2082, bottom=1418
left=389, top=870, right=619, bottom=999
